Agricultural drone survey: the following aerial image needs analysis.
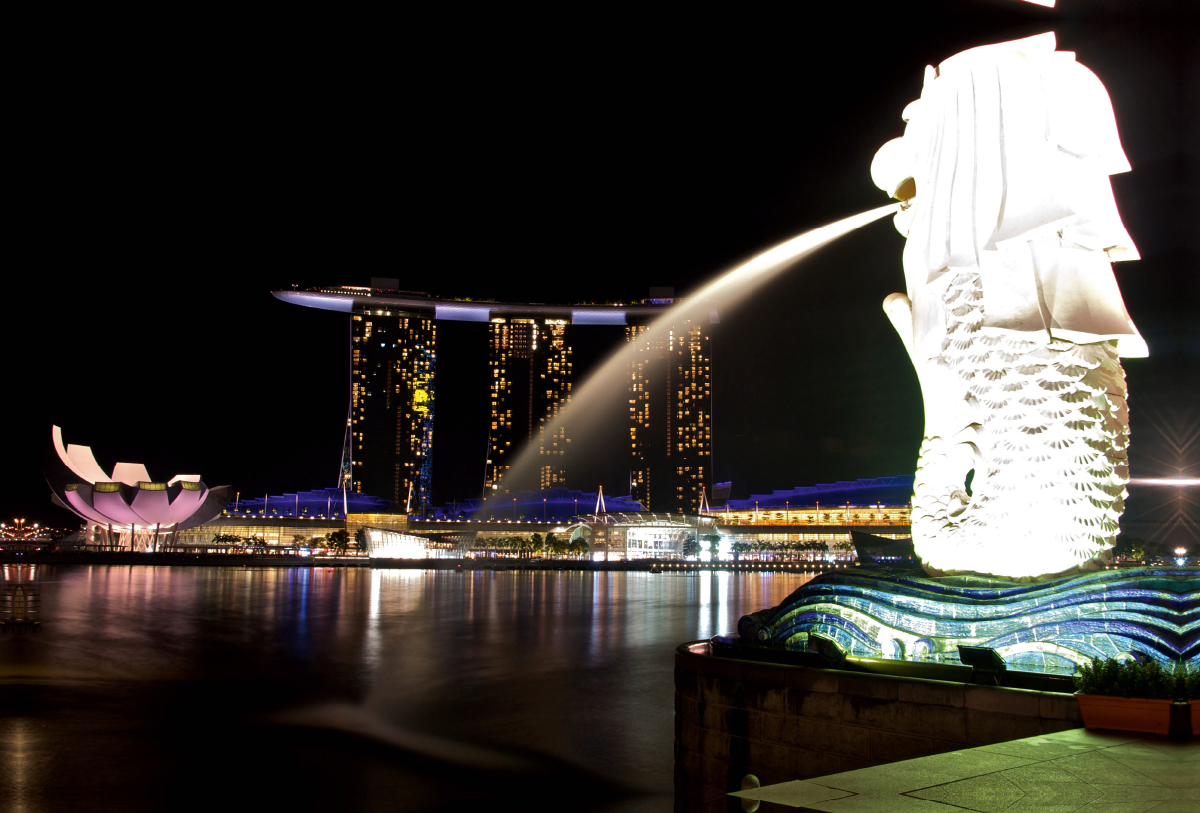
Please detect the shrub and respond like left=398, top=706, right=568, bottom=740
left=1075, top=657, right=1200, bottom=700
left=1074, top=657, right=1176, bottom=699
left=1179, top=663, right=1200, bottom=700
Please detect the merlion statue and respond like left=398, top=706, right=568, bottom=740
left=871, top=33, right=1145, bottom=579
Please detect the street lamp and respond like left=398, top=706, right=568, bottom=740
left=1175, top=547, right=1188, bottom=567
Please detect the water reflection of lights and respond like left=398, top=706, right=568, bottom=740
left=696, top=571, right=730, bottom=641
left=4, top=565, right=822, bottom=806
left=588, top=572, right=616, bottom=668
left=364, top=569, right=383, bottom=672
left=7, top=719, right=33, bottom=811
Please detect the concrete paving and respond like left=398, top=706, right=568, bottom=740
left=730, top=727, right=1200, bottom=812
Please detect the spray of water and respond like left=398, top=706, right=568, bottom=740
left=497, top=201, right=903, bottom=498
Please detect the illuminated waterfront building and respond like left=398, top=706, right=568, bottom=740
left=274, top=281, right=673, bottom=506
left=709, top=476, right=913, bottom=526
left=224, top=488, right=390, bottom=518
left=573, top=513, right=717, bottom=562
left=485, top=318, right=572, bottom=493
left=177, top=488, right=408, bottom=549
left=350, top=306, right=436, bottom=511
left=45, top=426, right=233, bottom=551
left=626, top=288, right=714, bottom=514
left=362, top=527, right=457, bottom=560
left=701, top=476, right=914, bottom=554
left=391, top=479, right=908, bottom=562
left=427, top=487, right=641, bottom=523
left=174, top=517, right=344, bottom=549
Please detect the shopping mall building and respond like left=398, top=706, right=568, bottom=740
left=169, top=477, right=913, bottom=563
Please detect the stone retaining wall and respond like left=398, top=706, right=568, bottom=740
left=674, top=641, right=1083, bottom=808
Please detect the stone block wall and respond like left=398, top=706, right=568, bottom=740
left=674, top=641, right=1082, bottom=808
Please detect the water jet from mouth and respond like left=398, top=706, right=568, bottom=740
left=492, top=201, right=903, bottom=503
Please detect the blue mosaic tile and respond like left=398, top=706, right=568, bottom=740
left=737, top=567, right=1200, bottom=672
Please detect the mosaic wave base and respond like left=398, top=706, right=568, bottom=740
left=737, top=567, right=1200, bottom=674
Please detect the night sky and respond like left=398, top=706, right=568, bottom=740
left=10, top=2, right=1196, bottom=530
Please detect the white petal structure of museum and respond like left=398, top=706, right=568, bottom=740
left=45, top=426, right=233, bottom=549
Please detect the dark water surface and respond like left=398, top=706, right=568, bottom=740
left=0, top=564, right=813, bottom=812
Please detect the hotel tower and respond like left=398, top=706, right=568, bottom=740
left=626, top=293, right=713, bottom=514
left=275, top=282, right=709, bottom=513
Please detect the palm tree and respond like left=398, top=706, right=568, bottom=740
left=212, top=532, right=240, bottom=549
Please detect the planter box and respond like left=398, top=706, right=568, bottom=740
left=1192, top=700, right=1200, bottom=733
left=1075, top=693, right=1174, bottom=735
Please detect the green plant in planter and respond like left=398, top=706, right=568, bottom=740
left=1074, top=657, right=1176, bottom=699
left=1176, top=663, right=1200, bottom=700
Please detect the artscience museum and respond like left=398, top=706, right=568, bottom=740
left=45, top=426, right=233, bottom=551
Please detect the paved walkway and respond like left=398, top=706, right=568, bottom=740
left=730, top=727, right=1200, bottom=812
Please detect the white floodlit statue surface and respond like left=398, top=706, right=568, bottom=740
left=871, top=33, right=1145, bottom=579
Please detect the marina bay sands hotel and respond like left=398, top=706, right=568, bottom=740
left=274, top=280, right=715, bottom=515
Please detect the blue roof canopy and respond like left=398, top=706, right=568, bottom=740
left=723, top=476, right=914, bottom=509
left=225, top=488, right=390, bottom=518
left=430, top=488, right=642, bottom=521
